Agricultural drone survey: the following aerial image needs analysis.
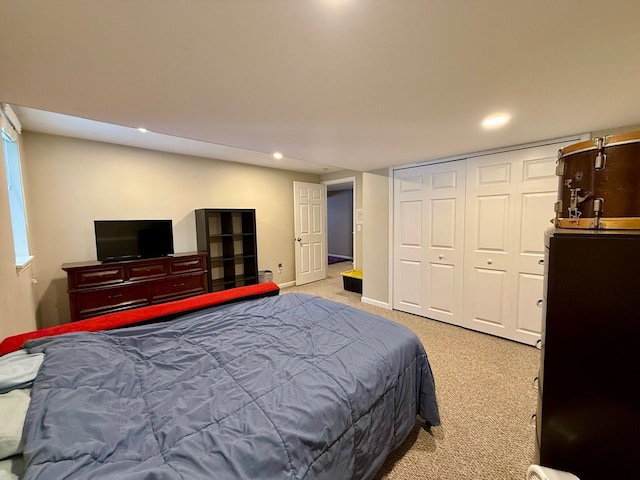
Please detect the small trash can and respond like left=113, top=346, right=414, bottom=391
left=258, top=270, right=273, bottom=283
left=340, top=269, right=363, bottom=294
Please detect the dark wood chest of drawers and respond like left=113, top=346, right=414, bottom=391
left=62, top=253, right=207, bottom=322
left=537, top=228, right=640, bottom=479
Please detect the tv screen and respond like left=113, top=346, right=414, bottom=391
left=94, top=220, right=174, bottom=262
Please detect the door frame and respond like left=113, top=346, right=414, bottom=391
left=322, top=176, right=357, bottom=269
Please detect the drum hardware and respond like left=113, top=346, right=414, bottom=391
left=554, top=201, right=562, bottom=214
left=595, top=152, right=606, bottom=170
left=593, top=197, right=604, bottom=228
left=567, top=188, right=592, bottom=220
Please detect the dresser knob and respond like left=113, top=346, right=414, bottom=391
left=487, top=259, right=493, bottom=265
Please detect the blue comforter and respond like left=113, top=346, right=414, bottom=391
left=23, top=293, right=439, bottom=479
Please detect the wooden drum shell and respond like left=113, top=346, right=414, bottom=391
left=555, top=131, right=640, bottom=229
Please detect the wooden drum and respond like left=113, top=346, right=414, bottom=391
left=555, top=130, right=640, bottom=229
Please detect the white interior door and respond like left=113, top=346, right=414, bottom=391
left=393, top=161, right=466, bottom=325
left=293, top=181, right=327, bottom=286
left=462, top=144, right=560, bottom=344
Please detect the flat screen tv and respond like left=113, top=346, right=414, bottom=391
left=94, top=220, right=174, bottom=262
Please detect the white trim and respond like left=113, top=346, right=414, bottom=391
left=387, top=166, right=394, bottom=311
left=322, top=176, right=357, bottom=269
left=0, top=104, right=22, bottom=134
left=16, top=255, right=35, bottom=275
left=361, top=296, right=391, bottom=310
left=277, top=280, right=296, bottom=289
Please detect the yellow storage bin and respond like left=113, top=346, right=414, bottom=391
left=340, top=269, right=362, bottom=294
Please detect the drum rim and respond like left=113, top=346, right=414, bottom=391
left=556, top=217, right=640, bottom=229
left=559, top=130, right=640, bottom=158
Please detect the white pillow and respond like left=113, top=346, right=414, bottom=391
left=0, top=350, right=44, bottom=393
left=0, top=454, right=25, bottom=480
left=0, top=389, right=30, bottom=460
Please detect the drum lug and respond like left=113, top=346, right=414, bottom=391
left=554, top=201, right=563, bottom=213
left=595, top=136, right=604, bottom=149
left=594, top=197, right=604, bottom=214
left=595, top=152, right=606, bottom=170
left=555, top=159, right=565, bottom=176
left=593, top=197, right=604, bottom=228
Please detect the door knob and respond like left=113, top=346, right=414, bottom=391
left=296, top=237, right=302, bottom=242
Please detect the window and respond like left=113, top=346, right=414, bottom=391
left=2, top=117, right=31, bottom=268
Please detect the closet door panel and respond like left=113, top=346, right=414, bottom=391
left=393, top=162, right=465, bottom=325
left=393, top=171, right=426, bottom=315
left=464, top=144, right=561, bottom=344
left=469, top=267, right=508, bottom=331
left=511, top=148, right=558, bottom=343
left=515, top=272, right=544, bottom=336
left=464, top=157, right=516, bottom=338
left=427, top=263, right=455, bottom=318
left=396, top=260, right=423, bottom=310
left=423, top=162, right=466, bottom=326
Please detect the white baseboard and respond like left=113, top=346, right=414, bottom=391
left=361, top=296, right=391, bottom=310
left=277, top=281, right=296, bottom=289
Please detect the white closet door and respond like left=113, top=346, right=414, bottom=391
left=463, top=144, right=559, bottom=344
left=393, top=161, right=466, bottom=325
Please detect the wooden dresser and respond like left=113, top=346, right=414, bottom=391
left=62, top=253, right=207, bottom=322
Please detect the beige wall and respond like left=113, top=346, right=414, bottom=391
left=0, top=127, right=38, bottom=341
left=361, top=169, right=390, bottom=306
left=22, top=132, right=319, bottom=328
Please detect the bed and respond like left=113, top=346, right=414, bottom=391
left=0, top=284, right=440, bottom=480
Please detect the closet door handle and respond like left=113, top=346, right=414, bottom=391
left=537, top=299, right=543, bottom=307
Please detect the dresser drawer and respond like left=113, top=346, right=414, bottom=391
left=71, top=266, right=125, bottom=289
left=150, top=273, right=207, bottom=303
left=170, top=255, right=206, bottom=274
left=127, top=262, right=168, bottom=281
left=63, top=254, right=207, bottom=322
left=74, top=284, right=149, bottom=319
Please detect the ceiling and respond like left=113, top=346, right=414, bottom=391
left=1, top=1, right=639, bottom=174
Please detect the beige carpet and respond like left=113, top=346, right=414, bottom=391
left=282, top=262, right=539, bottom=480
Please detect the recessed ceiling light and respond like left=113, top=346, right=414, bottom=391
left=481, top=114, right=511, bottom=129
left=273, top=152, right=283, bottom=160
left=137, top=127, right=149, bottom=133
